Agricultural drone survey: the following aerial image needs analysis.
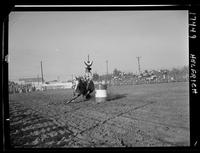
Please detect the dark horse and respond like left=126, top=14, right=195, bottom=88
left=65, top=77, right=95, bottom=104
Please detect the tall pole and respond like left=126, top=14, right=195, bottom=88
left=37, top=74, right=39, bottom=85
left=106, top=60, right=108, bottom=84
left=136, top=56, right=141, bottom=74
left=40, top=61, right=44, bottom=83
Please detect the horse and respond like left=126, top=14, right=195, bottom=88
left=65, top=76, right=95, bottom=104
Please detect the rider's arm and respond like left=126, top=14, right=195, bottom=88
left=84, top=61, right=88, bottom=66
left=88, top=61, right=93, bottom=66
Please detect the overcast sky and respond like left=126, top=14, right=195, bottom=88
left=9, top=10, right=188, bottom=81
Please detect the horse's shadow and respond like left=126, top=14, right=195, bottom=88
left=65, top=94, right=95, bottom=104
left=65, top=93, right=128, bottom=104
left=106, top=93, right=128, bottom=101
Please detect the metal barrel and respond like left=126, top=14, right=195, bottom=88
left=95, top=83, right=107, bottom=102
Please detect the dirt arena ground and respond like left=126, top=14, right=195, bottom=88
left=9, top=82, right=190, bottom=148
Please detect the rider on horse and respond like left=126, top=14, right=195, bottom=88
left=84, top=55, right=93, bottom=90
left=66, top=55, right=94, bottom=103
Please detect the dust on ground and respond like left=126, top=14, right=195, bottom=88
left=9, top=82, right=190, bottom=148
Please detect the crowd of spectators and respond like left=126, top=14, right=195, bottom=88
left=93, top=66, right=189, bottom=86
left=9, top=81, right=37, bottom=94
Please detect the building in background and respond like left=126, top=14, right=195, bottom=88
left=19, top=77, right=43, bottom=85
left=19, top=77, right=43, bottom=90
left=44, top=80, right=73, bottom=89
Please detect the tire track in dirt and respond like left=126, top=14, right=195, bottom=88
left=73, top=99, right=181, bottom=147
left=63, top=100, right=157, bottom=147
left=121, top=115, right=189, bottom=130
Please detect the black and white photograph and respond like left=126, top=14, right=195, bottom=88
left=7, top=6, right=189, bottom=148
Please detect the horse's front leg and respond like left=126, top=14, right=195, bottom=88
left=65, top=93, right=80, bottom=104
left=85, top=90, right=92, bottom=100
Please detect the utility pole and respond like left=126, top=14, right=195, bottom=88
left=106, top=60, right=108, bottom=84
left=136, top=56, right=141, bottom=74
left=37, top=74, right=39, bottom=85
left=40, top=61, right=44, bottom=83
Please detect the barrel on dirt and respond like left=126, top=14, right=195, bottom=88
left=95, top=83, right=107, bottom=102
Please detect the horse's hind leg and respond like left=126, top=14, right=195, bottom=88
left=85, top=94, right=91, bottom=100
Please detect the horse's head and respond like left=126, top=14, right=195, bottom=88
left=72, top=77, right=79, bottom=89
left=72, top=76, right=84, bottom=91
